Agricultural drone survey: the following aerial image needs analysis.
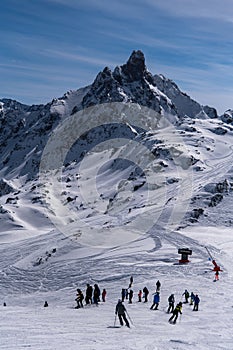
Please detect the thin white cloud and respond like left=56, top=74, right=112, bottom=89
left=46, top=0, right=145, bottom=19
left=42, top=49, right=121, bottom=68
left=145, top=0, right=233, bottom=22
left=149, top=61, right=233, bottom=113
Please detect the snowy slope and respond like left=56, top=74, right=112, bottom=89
left=0, top=50, right=233, bottom=349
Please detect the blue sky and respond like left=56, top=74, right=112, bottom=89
left=0, top=0, right=233, bottom=113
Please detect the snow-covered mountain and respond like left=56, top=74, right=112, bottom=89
left=0, top=50, right=233, bottom=349
left=0, top=50, right=232, bottom=240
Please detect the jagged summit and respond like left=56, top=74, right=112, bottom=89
left=80, top=50, right=222, bottom=120
left=81, top=50, right=175, bottom=114
left=121, top=49, right=147, bottom=82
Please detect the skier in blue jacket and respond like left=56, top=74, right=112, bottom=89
left=150, top=292, right=160, bottom=310
left=193, top=294, right=200, bottom=311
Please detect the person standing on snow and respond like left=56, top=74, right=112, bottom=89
left=93, top=284, right=101, bottom=305
left=128, top=289, right=133, bottom=304
left=156, top=280, right=161, bottom=292
left=150, top=292, right=160, bottom=310
left=75, top=288, right=84, bottom=308
left=182, top=289, right=190, bottom=303
left=125, top=288, right=129, bottom=300
left=102, top=289, right=107, bottom=302
left=129, top=276, right=133, bottom=288
left=143, top=286, right=149, bottom=302
left=193, top=294, right=200, bottom=311
left=167, top=294, right=175, bottom=313
left=85, top=284, right=93, bottom=305
left=121, top=288, right=126, bottom=302
left=115, top=300, right=130, bottom=328
left=169, top=302, right=182, bottom=324
left=138, top=290, right=142, bottom=302
left=190, top=292, right=195, bottom=306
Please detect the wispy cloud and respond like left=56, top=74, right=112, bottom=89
left=42, top=49, right=121, bottom=68
left=149, top=61, right=233, bottom=113
left=145, top=0, right=233, bottom=23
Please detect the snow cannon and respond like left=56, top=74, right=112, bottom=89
left=212, top=260, right=221, bottom=272
left=178, top=248, right=192, bottom=264
left=205, top=247, right=222, bottom=272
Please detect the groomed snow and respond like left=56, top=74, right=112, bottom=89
left=0, top=219, right=232, bottom=349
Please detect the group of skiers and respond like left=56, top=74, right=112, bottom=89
left=182, top=289, right=200, bottom=311
left=116, top=280, right=201, bottom=327
left=75, top=283, right=107, bottom=308
left=74, top=277, right=200, bottom=328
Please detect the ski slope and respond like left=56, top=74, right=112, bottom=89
left=0, top=219, right=232, bottom=350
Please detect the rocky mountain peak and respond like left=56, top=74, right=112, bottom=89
left=92, top=66, right=113, bottom=87
left=121, top=50, right=147, bottom=82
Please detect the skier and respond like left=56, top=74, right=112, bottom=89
left=143, top=286, right=149, bottom=302
left=182, top=289, right=190, bottom=303
left=93, top=284, right=101, bottom=305
left=125, top=288, right=129, bottom=300
left=156, top=280, right=161, bottom=292
left=129, top=276, right=133, bottom=288
left=75, top=289, right=84, bottom=308
left=169, top=302, right=182, bottom=324
left=102, top=288, right=107, bottom=302
left=85, top=283, right=93, bottom=305
left=115, top=299, right=130, bottom=328
left=150, top=292, right=160, bottom=310
left=190, top=292, right=195, bottom=306
left=167, top=294, right=175, bottom=313
left=44, top=301, right=48, bottom=307
left=128, top=289, right=133, bottom=304
left=138, top=290, right=142, bottom=302
left=193, top=294, right=200, bottom=311
left=121, top=288, right=126, bottom=302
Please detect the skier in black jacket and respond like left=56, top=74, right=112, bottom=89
left=128, top=289, right=133, bottom=304
left=156, top=280, right=161, bottom=292
left=85, top=284, right=93, bottom=305
left=193, top=294, right=200, bottom=311
left=143, top=286, right=149, bottom=302
left=75, top=289, right=84, bottom=308
left=93, top=284, right=101, bottom=305
left=167, top=294, right=175, bottom=313
left=115, top=300, right=130, bottom=328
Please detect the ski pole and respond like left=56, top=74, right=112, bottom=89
left=126, top=310, right=134, bottom=325
left=114, top=314, right=117, bottom=327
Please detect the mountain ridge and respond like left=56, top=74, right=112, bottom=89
left=0, top=50, right=233, bottom=244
